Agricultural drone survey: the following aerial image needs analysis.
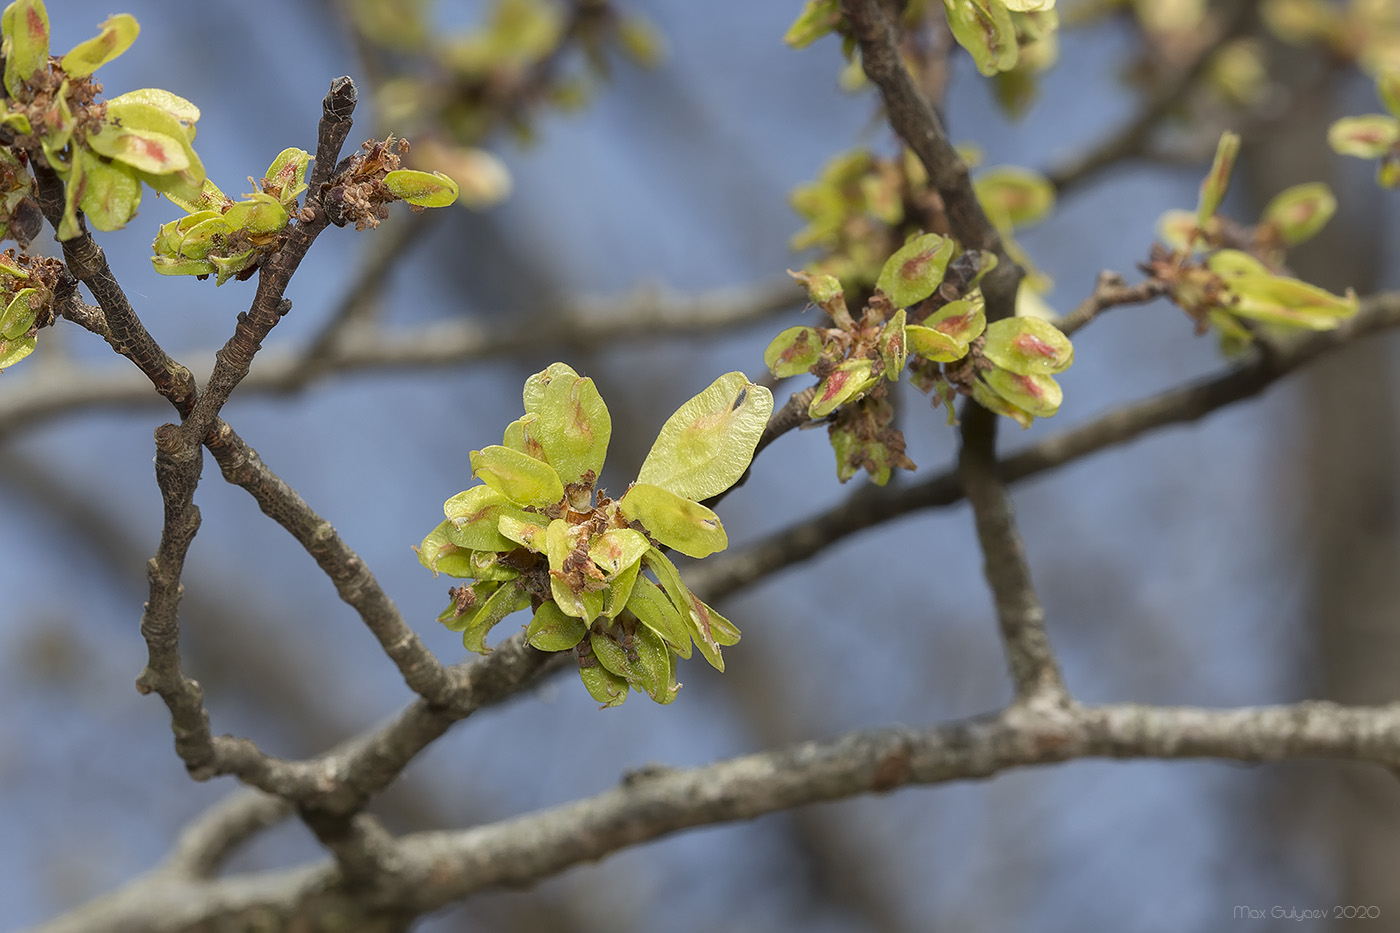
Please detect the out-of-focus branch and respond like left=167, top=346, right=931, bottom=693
left=718, top=622, right=912, bottom=932
left=0, top=277, right=799, bottom=441
left=297, top=811, right=402, bottom=887
left=159, top=790, right=294, bottom=880
left=282, top=213, right=438, bottom=392
left=1047, top=0, right=1259, bottom=194
left=41, top=698, right=1400, bottom=932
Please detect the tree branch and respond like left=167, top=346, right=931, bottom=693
left=117, top=79, right=365, bottom=782
left=691, top=290, right=1400, bottom=603
left=133, top=421, right=217, bottom=774
left=387, top=701, right=1400, bottom=904
left=842, top=0, right=1020, bottom=321
left=959, top=404, right=1068, bottom=704
left=40, top=698, right=1400, bottom=932
left=30, top=165, right=197, bottom=413
left=204, top=419, right=454, bottom=706
left=159, top=790, right=294, bottom=880
left=1053, top=271, right=1168, bottom=337
left=202, top=632, right=566, bottom=814
left=180, top=77, right=358, bottom=446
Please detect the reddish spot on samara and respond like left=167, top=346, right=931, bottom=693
left=691, top=596, right=715, bottom=643
left=567, top=392, right=592, bottom=438
left=128, top=135, right=171, bottom=166
left=936, top=311, right=974, bottom=336
left=26, top=6, right=45, bottom=42
left=900, top=249, right=935, bottom=280
left=597, top=541, right=622, bottom=565
left=1014, top=374, right=1045, bottom=399
left=819, top=368, right=851, bottom=403
left=1013, top=332, right=1060, bottom=358
left=779, top=330, right=811, bottom=363
left=460, top=506, right=495, bottom=526
left=92, top=28, right=118, bottom=53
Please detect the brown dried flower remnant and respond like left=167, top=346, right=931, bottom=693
left=324, top=136, right=410, bottom=231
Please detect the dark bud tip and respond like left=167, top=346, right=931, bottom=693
left=324, top=76, right=358, bottom=123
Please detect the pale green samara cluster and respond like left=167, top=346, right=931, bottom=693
left=419, top=364, right=773, bottom=707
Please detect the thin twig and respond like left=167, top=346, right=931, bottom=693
left=181, top=77, right=358, bottom=445
left=134, top=422, right=216, bottom=772
left=1053, top=272, right=1169, bottom=337
left=53, top=274, right=109, bottom=337
left=756, top=386, right=819, bottom=459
